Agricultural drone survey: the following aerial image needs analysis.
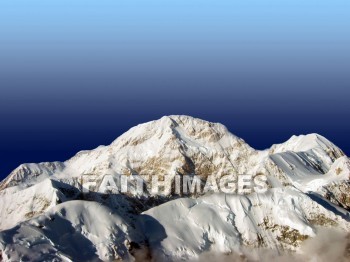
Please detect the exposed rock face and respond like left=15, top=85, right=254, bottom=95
left=0, top=115, right=349, bottom=261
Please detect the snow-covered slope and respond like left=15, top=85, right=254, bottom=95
left=0, top=115, right=349, bottom=261
left=0, top=179, right=75, bottom=230
left=0, top=200, right=143, bottom=261
left=0, top=162, right=65, bottom=191
left=140, top=188, right=350, bottom=261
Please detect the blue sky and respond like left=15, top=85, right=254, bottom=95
left=0, top=0, right=349, bottom=178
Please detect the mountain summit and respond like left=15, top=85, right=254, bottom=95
left=0, top=116, right=349, bottom=261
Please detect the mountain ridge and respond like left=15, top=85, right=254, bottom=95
left=1, top=115, right=341, bottom=190
left=0, top=115, right=349, bottom=261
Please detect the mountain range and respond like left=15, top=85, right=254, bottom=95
left=0, top=115, right=349, bottom=261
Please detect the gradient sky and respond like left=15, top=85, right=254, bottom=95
left=0, top=0, right=349, bottom=179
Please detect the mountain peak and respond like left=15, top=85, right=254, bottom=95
left=0, top=116, right=350, bottom=261
left=271, top=133, right=343, bottom=156
left=111, top=115, right=234, bottom=148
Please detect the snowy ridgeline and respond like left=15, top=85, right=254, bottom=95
left=0, top=115, right=349, bottom=261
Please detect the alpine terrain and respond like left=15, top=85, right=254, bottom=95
left=0, top=115, right=349, bottom=261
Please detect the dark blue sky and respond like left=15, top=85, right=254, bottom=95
left=0, top=0, right=349, bottom=179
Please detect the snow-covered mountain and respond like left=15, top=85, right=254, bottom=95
left=0, top=115, right=349, bottom=261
